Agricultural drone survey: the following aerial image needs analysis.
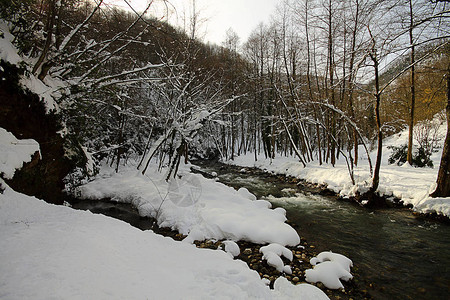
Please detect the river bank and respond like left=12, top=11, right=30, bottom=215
left=68, top=197, right=368, bottom=300
left=210, top=157, right=450, bottom=223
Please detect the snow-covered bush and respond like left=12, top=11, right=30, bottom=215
left=387, top=144, right=433, bottom=168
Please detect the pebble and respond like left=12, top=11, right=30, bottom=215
left=292, top=277, right=300, bottom=283
left=243, top=248, right=252, bottom=255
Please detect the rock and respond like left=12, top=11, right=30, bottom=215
left=243, top=248, right=252, bottom=255
left=292, top=277, right=300, bottom=283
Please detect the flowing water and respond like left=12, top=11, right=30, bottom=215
left=198, top=162, right=450, bottom=300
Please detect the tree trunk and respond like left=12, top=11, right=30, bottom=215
left=430, top=67, right=450, bottom=197
left=370, top=46, right=382, bottom=194
left=32, top=0, right=56, bottom=77
left=407, top=0, right=416, bottom=165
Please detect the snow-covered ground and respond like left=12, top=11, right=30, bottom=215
left=226, top=119, right=449, bottom=217
left=1, top=128, right=335, bottom=299
left=75, top=163, right=300, bottom=247
left=1, top=181, right=332, bottom=300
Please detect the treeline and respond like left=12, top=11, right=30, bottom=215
left=1, top=0, right=449, bottom=197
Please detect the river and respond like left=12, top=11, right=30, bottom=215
left=197, top=162, right=450, bottom=300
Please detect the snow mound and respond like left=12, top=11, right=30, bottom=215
left=260, top=243, right=293, bottom=273
left=310, top=251, right=353, bottom=272
left=273, top=277, right=330, bottom=300
left=305, top=252, right=353, bottom=289
left=222, top=240, right=241, bottom=257
left=76, top=164, right=300, bottom=246
left=0, top=127, right=40, bottom=179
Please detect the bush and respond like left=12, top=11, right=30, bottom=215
left=388, top=144, right=433, bottom=168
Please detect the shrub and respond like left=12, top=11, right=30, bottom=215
left=388, top=144, right=433, bottom=168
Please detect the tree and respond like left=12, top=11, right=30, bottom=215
left=431, top=63, right=450, bottom=197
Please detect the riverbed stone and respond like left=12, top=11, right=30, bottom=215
left=243, top=248, right=252, bottom=255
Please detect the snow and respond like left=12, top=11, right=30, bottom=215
left=0, top=21, right=22, bottom=65
left=225, top=117, right=449, bottom=217
left=0, top=182, right=329, bottom=300
left=310, top=251, right=353, bottom=272
left=75, top=163, right=300, bottom=247
left=0, top=21, right=59, bottom=112
left=0, top=128, right=40, bottom=179
left=305, top=261, right=353, bottom=290
left=305, top=252, right=353, bottom=289
left=222, top=240, right=241, bottom=257
left=0, top=138, right=327, bottom=299
left=259, top=243, right=293, bottom=273
left=272, top=277, right=330, bottom=300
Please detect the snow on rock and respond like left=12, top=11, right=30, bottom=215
left=273, top=277, right=330, bottom=300
left=0, top=127, right=40, bottom=179
left=222, top=240, right=241, bottom=257
left=76, top=163, right=300, bottom=247
left=310, top=251, right=353, bottom=272
left=0, top=183, right=330, bottom=300
left=305, top=252, right=353, bottom=289
left=260, top=243, right=293, bottom=273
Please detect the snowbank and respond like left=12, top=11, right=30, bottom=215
left=0, top=127, right=40, bottom=179
left=0, top=182, right=329, bottom=299
left=226, top=120, right=449, bottom=217
left=0, top=125, right=327, bottom=300
left=75, top=163, right=300, bottom=247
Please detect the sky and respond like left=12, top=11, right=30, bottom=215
left=103, top=0, right=279, bottom=46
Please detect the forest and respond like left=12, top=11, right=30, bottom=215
left=1, top=0, right=448, bottom=201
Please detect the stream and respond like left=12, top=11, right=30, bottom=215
left=197, top=162, right=450, bottom=300
left=69, top=162, right=450, bottom=300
